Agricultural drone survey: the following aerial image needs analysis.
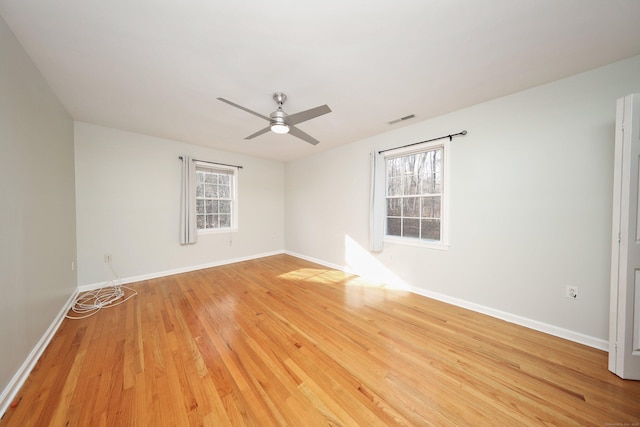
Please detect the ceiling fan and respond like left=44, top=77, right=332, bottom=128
left=217, top=93, right=331, bottom=145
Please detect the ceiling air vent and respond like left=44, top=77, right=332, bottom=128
left=388, top=114, right=415, bottom=125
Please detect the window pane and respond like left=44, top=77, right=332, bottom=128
left=420, top=196, right=441, bottom=218
left=433, top=196, right=441, bottom=218
left=219, top=175, right=230, bottom=185
left=204, top=184, right=216, bottom=198
left=196, top=199, right=204, bottom=214
left=196, top=215, right=206, bottom=229
left=434, top=150, right=441, bottom=171
left=421, top=172, right=441, bottom=194
left=196, top=172, right=205, bottom=183
left=205, top=173, right=217, bottom=184
left=401, top=154, right=416, bottom=175
left=219, top=214, right=231, bottom=228
left=205, top=215, right=215, bottom=228
left=433, top=173, right=442, bottom=194
left=421, top=219, right=440, bottom=240
left=387, top=176, right=402, bottom=196
left=403, top=197, right=420, bottom=217
left=403, top=175, right=419, bottom=195
left=219, top=184, right=231, bottom=199
left=387, top=198, right=401, bottom=216
left=387, top=158, right=403, bottom=177
left=402, top=218, right=420, bottom=238
left=219, top=200, right=231, bottom=214
left=420, top=152, right=433, bottom=175
left=196, top=183, right=204, bottom=197
left=420, top=174, right=432, bottom=193
left=421, top=197, right=432, bottom=217
left=387, top=218, right=401, bottom=236
left=423, top=150, right=440, bottom=173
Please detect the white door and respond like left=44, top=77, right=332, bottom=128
left=609, top=93, right=640, bottom=380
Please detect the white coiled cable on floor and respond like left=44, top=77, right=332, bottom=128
left=66, top=260, right=137, bottom=319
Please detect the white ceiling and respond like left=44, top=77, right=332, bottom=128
left=2, top=1, right=640, bottom=162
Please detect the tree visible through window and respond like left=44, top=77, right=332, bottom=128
left=386, top=146, right=442, bottom=241
left=195, top=165, right=237, bottom=231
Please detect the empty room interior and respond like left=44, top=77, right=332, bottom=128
left=2, top=1, right=640, bottom=425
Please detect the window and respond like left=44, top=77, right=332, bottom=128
left=384, top=142, right=447, bottom=246
left=195, top=163, right=238, bottom=232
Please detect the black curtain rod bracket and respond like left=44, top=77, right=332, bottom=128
left=179, top=156, right=243, bottom=169
left=378, top=130, right=467, bottom=155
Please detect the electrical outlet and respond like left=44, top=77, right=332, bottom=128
left=104, top=254, right=112, bottom=263
left=566, top=286, right=579, bottom=299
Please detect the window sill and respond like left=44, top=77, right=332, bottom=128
left=384, top=236, right=449, bottom=250
left=198, top=228, right=238, bottom=235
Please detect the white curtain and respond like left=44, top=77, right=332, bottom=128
left=369, top=149, right=385, bottom=252
left=180, top=156, right=197, bottom=245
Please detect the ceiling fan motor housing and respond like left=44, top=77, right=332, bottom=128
left=270, top=108, right=287, bottom=124
left=269, top=104, right=289, bottom=133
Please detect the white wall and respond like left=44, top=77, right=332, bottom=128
left=74, top=122, right=285, bottom=287
left=285, top=55, right=640, bottom=347
left=0, top=16, right=76, bottom=399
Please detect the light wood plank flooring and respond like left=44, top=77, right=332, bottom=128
left=2, top=254, right=639, bottom=426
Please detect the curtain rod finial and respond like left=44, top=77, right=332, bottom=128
left=461, top=130, right=467, bottom=135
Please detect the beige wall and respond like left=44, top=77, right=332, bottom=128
left=0, top=15, right=76, bottom=402
left=285, top=55, right=640, bottom=348
left=74, top=122, right=285, bottom=287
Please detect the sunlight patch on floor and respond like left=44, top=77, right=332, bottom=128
left=276, top=265, right=406, bottom=309
left=274, top=236, right=411, bottom=309
left=277, top=268, right=352, bottom=284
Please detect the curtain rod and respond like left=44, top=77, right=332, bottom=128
left=378, top=130, right=467, bottom=155
left=178, top=156, right=243, bottom=169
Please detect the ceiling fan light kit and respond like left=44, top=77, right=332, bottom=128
left=217, top=92, right=331, bottom=145
left=270, top=123, right=289, bottom=134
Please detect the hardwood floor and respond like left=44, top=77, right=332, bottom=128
left=2, top=254, right=639, bottom=426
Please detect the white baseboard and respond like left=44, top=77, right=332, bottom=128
left=284, top=251, right=608, bottom=351
left=0, top=289, right=79, bottom=418
left=407, top=287, right=608, bottom=351
left=283, top=250, right=346, bottom=272
left=78, top=250, right=286, bottom=292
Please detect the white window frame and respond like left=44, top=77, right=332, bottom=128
left=195, top=161, right=239, bottom=234
left=383, top=139, right=450, bottom=250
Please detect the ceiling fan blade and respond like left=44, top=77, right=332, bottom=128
left=245, top=126, right=271, bottom=140
left=217, top=97, right=270, bottom=121
left=286, top=104, right=331, bottom=126
left=288, top=125, right=320, bottom=145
